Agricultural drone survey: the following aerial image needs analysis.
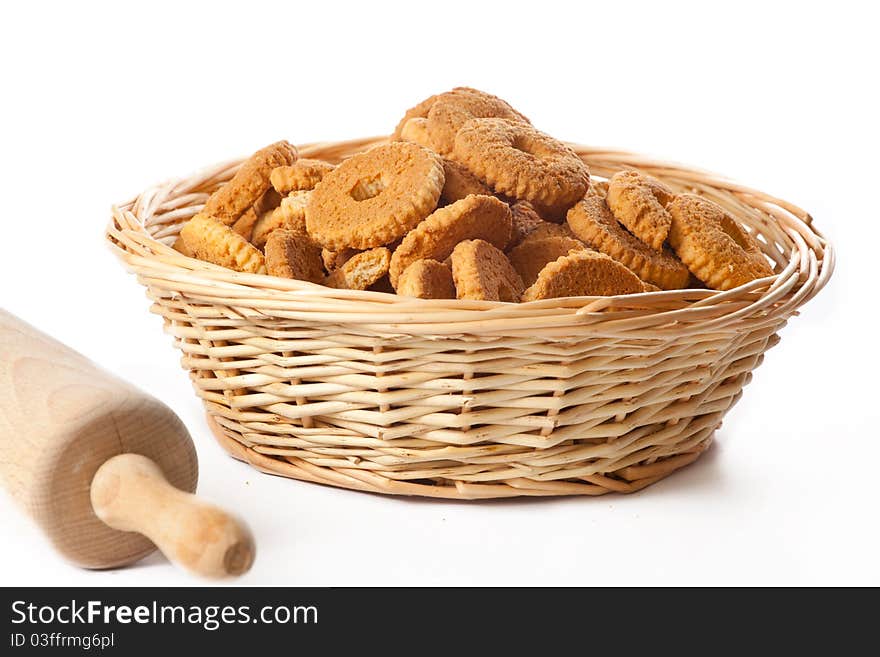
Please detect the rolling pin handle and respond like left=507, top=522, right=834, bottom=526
left=90, top=454, right=255, bottom=579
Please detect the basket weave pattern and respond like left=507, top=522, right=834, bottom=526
left=107, top=138, right=833, bottom=499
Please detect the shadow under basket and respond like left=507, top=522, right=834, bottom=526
left=107, top=137, right=833, bottom=499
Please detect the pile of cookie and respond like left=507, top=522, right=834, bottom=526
left=173, top=87, right=774, bottom=301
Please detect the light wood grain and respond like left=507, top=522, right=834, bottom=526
left=0, top=309, right=252, bottom=576
left=91, top=454, right=254, bottom=578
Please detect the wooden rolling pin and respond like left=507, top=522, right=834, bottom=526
left=0, top=309, right=254, bottom=578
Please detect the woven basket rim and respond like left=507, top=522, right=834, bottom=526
left=105, top=137, right=834, bottom=337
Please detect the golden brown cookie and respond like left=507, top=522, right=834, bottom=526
left=392, top=93, right=443, bottom=141
left=396, top=259, right=456, bottom=299
left=440, top=158, right=492, bottom=204
left=389, top=194, right=512, bottom=287
left=424, top=88, right=530, bottom=155
left=667, top=194, right=774, bottom=290
left=399, top=118, right=491, bottom=203
left=453, top=118, right=589, bottom=214
left=172, top=233, right=194, bottom=257
left=306, top=142, right=444, bottom=250
left=231, top=207, right=260, bottom=242
left=527, top=221, right=575, bottom=242
left=507, top=235, right=588, bottom=287
left=399, top=117, right=436, bottom=150
left=605, top=170, right=675, bottom=250
left=450, top=239, right=524, bottom=302
left=522, top=250, right=645, bottom=301
left=324, top=247, right=391, bottom=290
left=203, top=140, right=297, bottom=225
left=179, top=213, right=266, bottom=275
left=590, top=179, right=610, bottom=197
left=394, top=88, right=529, bottom=154
left=270, top=159, right=336, bottom=194
left=321, top=247, right=359, bottom=271
left=251, top=190, right=311, bottom=250
left=264, top=229, right=324, bottom=283
left=566, top=193, right=691, bottom=290
left=232, top=187, right=282, bottom=241
left=509, top=201, right=544, bottom=246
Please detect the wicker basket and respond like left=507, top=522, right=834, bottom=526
left=106, top=137, right=833, bottom=499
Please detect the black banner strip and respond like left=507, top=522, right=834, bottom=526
left=1, top=587, right=872, bottom=653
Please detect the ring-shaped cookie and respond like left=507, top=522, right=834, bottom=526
left=566, top=193, right=691, bottom=289
left=605, top=170, right=675, bottom=250
left=394, top=87, right=529, bottom=154
left=453, top=118, right=589, bottom=214
left=440, top=158, right=492, bottom=204
left=180, top=213, right=266, bottom=275
left=204, top=140, right=297, bottom=225
left=667, top=194, right=774, bottom=291
left=392, top=92, right=443, bottom=141
left=306, top=142, right=445, bottom=251
left=423, top=88, right=530, bottom=155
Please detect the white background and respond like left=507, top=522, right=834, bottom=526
left=1, top=0, right=877, bottom=586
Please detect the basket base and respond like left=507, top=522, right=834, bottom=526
left=205, top=414, right=711, bottom=500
